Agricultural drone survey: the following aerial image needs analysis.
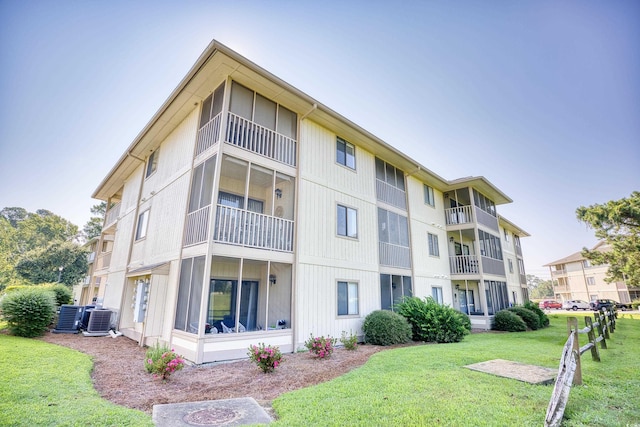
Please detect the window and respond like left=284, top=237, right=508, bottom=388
left=378, top=208, right=409, bottom=247
left=135, top=210, right=149, bottom=241
left=337, top=281, right=359, bottom=316
left=583, top=260, right=591, bottom=268
left=375, top=158, right=405, bottom=191
left=380, top=274, right=412, bottom=311
left=145, top=150, right=158, bottom=178
left=586, top=277, right=596, bottom=286
left=485, top=280, right=509, bottom=314
left=424, top=185, right=435, bottom=207
left=473, top=189, right=496, bottom=217
left=432, top=286, right=443, bottom=304
left=508, top=259, right=514, bottom=274
left=504, top=229, right=510, bottom=242
left=428, top=233, right=440, bottom=257
left=337, top=205, right=357, bottom=238
left=336, top=137, right=356, bottom=169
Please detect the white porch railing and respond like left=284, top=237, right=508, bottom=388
left=184, top=205, right=211, bottom=246
left=378, top=242, right=411, bottom=268
left=375, top=179, right=407, bottom=210
left=104, top=202, right=121, bottom=229
left=195, top=112, right=223, bottom=157
left=213, top=205, right=294, bottom=252
left=449, top=255, right=479, bottom=274
left=445, top=205, right=473, bottom=225
left=225, top=112, right=297, bottom=166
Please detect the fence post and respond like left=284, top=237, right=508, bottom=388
left=592, top=314, right=607, bottom=350
left=584, top=317, right=601, bottom=362
left=567, top=317, right=581, bottom=385
left=608, top=308, right=616, bottom=332
left=599, top=309, right=611, bottom=338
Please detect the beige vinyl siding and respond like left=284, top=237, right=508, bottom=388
left=295, top=263, right=379, bottom=346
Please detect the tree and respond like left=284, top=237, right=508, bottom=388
left=526, top=274, right=554, bottom=299
left=14, top=241, right=88, bottom=287
left=83, top=202, right=106, bottom=240
left=0, top=207, right=27, bottom=227
left=576, top=191, right=640, bottom=287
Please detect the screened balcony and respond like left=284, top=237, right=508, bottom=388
left=213, top=205, right=293, bottom=252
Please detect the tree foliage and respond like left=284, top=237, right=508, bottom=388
left=83, top=202, right=106, bottom=240
left=0, top=207, right=86, bottom=290
left=14, top=241, right=88, bottom=287
left=576, top=191, right=640, bottom=287
left=527, top=274, right=554, bottom=299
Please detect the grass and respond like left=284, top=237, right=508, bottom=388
left=0, top=334, right=153, bottom=427
left=0, top=314, right=637, bottom=426
left=272, top=314, right=640, bottom=426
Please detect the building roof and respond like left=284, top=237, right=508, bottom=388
left=93, top=40, right=513, bottom=207
left=543, top=241, right=610, bottom=266
left=498, top=215, right=530, bottom=237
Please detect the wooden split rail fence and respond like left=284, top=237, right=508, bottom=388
left=544, top=308, right=617, bottom=427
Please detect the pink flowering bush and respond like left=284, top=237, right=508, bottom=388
left=144, top=343, right=186, bottom=381
left=304, top=334, right=337, bottom=359
left=248, top=343, right=283, bottom=373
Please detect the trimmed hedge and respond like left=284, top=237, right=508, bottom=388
left=0, top=287, right=56, bottom=337
left=396, top=296, right=470, bottom=343
left=493, top=309, right=527, bottom=332
left=362, top=310, right=412, bottom=346
left=507, top=307, right=541, bottom=330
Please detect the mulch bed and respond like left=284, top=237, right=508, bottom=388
left=38, top=332, right=393, bottom=415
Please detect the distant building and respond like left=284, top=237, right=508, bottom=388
left=544, top=241, right=637, bottom=303
left=89, top=40, right=530, bottom=363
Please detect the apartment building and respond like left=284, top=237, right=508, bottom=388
left=545, top=242, right=636, bottom=303
left=91, top=41, right=530, bottom=363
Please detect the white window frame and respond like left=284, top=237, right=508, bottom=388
left=135, top=210, right=150, bottom=241
left=337, top=281, right=359, bottom=316
left=424, top=184, right=435, bottom=207
left=337, top=204, right=358, bottom=238
left=336, top=137, right=356, bottom=170
left=508, top=258, right=514, bottom=274
left=428, top=233, right=440, bottom=257
left=586, top=277, right=596, bottom=286
left=432, top=286, right=443, bottom=304
left=145, top=150, right=159, bottom=178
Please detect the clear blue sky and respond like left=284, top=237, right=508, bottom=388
left=1, top=0, right=638, bottom=278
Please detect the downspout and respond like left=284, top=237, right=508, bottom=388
left=117, top=152, right=146, bottom=343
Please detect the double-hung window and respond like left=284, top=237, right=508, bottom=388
left=146, top=150, right=158, bottom=178
left=135, top=210, right=150, bottom=241
left=337, top=204, right=357, bottom=238
left=432, top=286, right=443, bottom=304
left=336, top=137, right=356, bottom=169
left=428, top=233, right=440, bottom=257
left=424, top=185, right=435, bottom=207
left=337, top=281, right=359, bottom=316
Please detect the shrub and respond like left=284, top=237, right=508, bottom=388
left=631, top=299, right=640, bottom=310
left=508, top=307, right=541, bottom=330
left=248, top=343, right=283, bottom=373
left=493, top=309, right=527, bottom=332
left=396, top=297, right=470, bottom=343
left=41, top=283, right=73, bottom=306
left=340, top=330, right=358, bottom=351
left=305, top=334, right=337, bottom=358
left=523, top=300, right=549, bottom=327
left=0, top=287, right=56, bottom=337
left=362, top=310, right=412, bottom=346
left=144, top=343, right=185, bottom=380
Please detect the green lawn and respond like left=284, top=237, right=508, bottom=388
left=272, top=314, right=640, bottom=426
left=0, top=315, right=637, bottom=426
left=0, top=334, right=153, bottom=427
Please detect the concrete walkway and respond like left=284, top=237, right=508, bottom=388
left=152, top=397, right=272, bottom=426
left=464, top=359, right=556, bottom=385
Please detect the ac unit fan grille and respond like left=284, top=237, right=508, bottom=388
left=87, top=310, right=112, bottom=333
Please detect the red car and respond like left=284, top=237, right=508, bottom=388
left=538, top=300, right=562, bottom=309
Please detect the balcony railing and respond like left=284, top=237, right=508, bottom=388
left=551, top=269, right=567, bottom=277
left=445, top=206, right=473, bottom=226
left=225, top=112, right=297, bottom=167
left=213, top=205, right=294, bottom=252
left=195, top=112, right=223, bottom=157
left=378, top=242, right=411, bottom=269
left=184, top=205, right=211, bottom=246
left=449, top=255, right=479, bottom=274
left=104, top=202, right=121, bottom=229
left=375, top=179, right=407, bottom=210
